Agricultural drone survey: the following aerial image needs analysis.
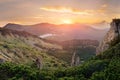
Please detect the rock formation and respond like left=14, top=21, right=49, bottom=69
left=71, top=52, right=76, bottom=66
left=75, top=56, right=80, bottom=66
left=71, top=51, right=80, bottom=66
left=96, top=19, right=120, bottom=54
left=34, top=57, right=42, bottom=69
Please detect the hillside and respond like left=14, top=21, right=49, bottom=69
left=0, top=19, right=119, bottom=80
left=50, top=42, right=120, bottom=80
left=0, top=27, right=99, bottom=68
left=41, top=39, right=99, bottom=66
left=42, top=39, right=99, bottom=64
left=0, top=21, right=119, bottom=79
left=0, top=28, right=68, bottom=68
left=3, top=23, right=108, bottom=41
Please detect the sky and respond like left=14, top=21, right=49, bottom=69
left=0, top=0, right=120, bottom=26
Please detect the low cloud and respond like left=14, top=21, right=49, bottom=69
left=40, top=6, right=107, bottom=15
left=102, top=4, right=107, bottom=8
left=40, top=6, right=92, bottom=15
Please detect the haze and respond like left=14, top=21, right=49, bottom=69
left=0, top=0, right=120, bottom=28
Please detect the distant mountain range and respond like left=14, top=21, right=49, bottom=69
left=0, top=19, right=119, bottom=80
left=3, top=23, right=109, bottom=41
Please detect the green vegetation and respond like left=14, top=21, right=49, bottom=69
left=47, top=50, right=73, bottom=64
left=0, top=40, right=120, bottom=80
left=47, top=39, right=98, bottom=64
left=0, top=28, right=119, bottom=80
left=76, top=46, right=96, bottom=61
left=0, top=34, right=68, bottom=69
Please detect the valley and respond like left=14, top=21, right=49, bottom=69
left=0, top=19, right=120, bottom=80
left=0, top=0, right=120, bottom=80
left=0, top=27, right=98, bottom=67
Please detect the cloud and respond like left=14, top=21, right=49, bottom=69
left=40, top=6, right=107, bottom=15
left=98, top=4, right=108, bottom=13
left=40, top=6, right=92, bottom=15
left=101, top=4, right=108, bottom=8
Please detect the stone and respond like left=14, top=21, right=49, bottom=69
left=96, top=19, right=120, bottom=55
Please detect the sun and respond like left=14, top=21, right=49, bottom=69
left=62, top=19, right=73, bottom=24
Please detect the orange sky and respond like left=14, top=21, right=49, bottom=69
left=0, top=0, right=120, bottom=27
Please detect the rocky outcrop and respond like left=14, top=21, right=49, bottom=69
left=96, top=19, right=120, bottom=55
left=71, top=52, right=76, bottom=66
left=71, top=51, right=80, bottom=66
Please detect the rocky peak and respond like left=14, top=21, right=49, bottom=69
left=111, top=19, right=120, bottom=34
left=96, top=19, right=120, bottom=54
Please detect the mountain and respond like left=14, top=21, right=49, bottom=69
left=3, top=23, right=108, bottom=41
left=0, top=27, right=99, bottom=67
left=96, top=19, right=120, bottom=54
left=91, top=20, right=110, bottom=30
left=0, top=28, right=68, bottom=68
left=0, top=19, right=120, bottom=80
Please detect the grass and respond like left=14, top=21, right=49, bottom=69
left=0, top=34, right=68, bottom=69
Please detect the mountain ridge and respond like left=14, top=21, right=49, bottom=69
left=0, top=24, right=119, bottom=79
left=0, top=28, right=67, bottom=68
left=3, top=22, right=108, bottom=41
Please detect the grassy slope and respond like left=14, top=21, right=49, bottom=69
left=0, top=29, right=68, bottom=69
left=0, top=41, right=119, bottom=80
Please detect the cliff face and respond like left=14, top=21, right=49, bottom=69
left=96, top=19, right=120, bottom=54
left=71, top=52, right=80, bottom=66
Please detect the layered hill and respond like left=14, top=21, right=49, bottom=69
left=3, top=23, right=108, bottom=41
left=0, top=19, right=119, bottom=80
left=0, top=28, right=67, bottom=68
left=0, top=27, right=99, bottom=67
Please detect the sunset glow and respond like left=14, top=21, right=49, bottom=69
left=62, top=19, right=73, bottom=24
left=0, top=0, right=119, bottom=27
left=40, top=6, right=91, bottom=15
